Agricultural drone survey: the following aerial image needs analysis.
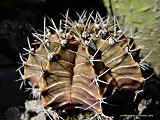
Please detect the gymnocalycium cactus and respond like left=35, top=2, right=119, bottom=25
left=16, top=11, right=152, bottom=120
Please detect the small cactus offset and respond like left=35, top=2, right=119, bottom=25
left=17, top=11, right=150, bottom=120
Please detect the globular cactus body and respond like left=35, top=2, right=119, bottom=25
left=17, top=11, right=146, bottom=119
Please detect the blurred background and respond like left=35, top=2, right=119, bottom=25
left=0, top=0, right=160, bottom=119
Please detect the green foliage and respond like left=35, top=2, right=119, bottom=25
left=103, top=0, right=157, bottom=29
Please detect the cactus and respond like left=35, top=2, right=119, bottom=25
left=16, top=11, right=150, bottom=120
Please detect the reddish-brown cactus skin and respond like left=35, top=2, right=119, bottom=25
left=72, top=45, right=102, bottom=114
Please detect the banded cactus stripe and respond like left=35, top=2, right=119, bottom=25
left=72, top=45, right=102, bottom=114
